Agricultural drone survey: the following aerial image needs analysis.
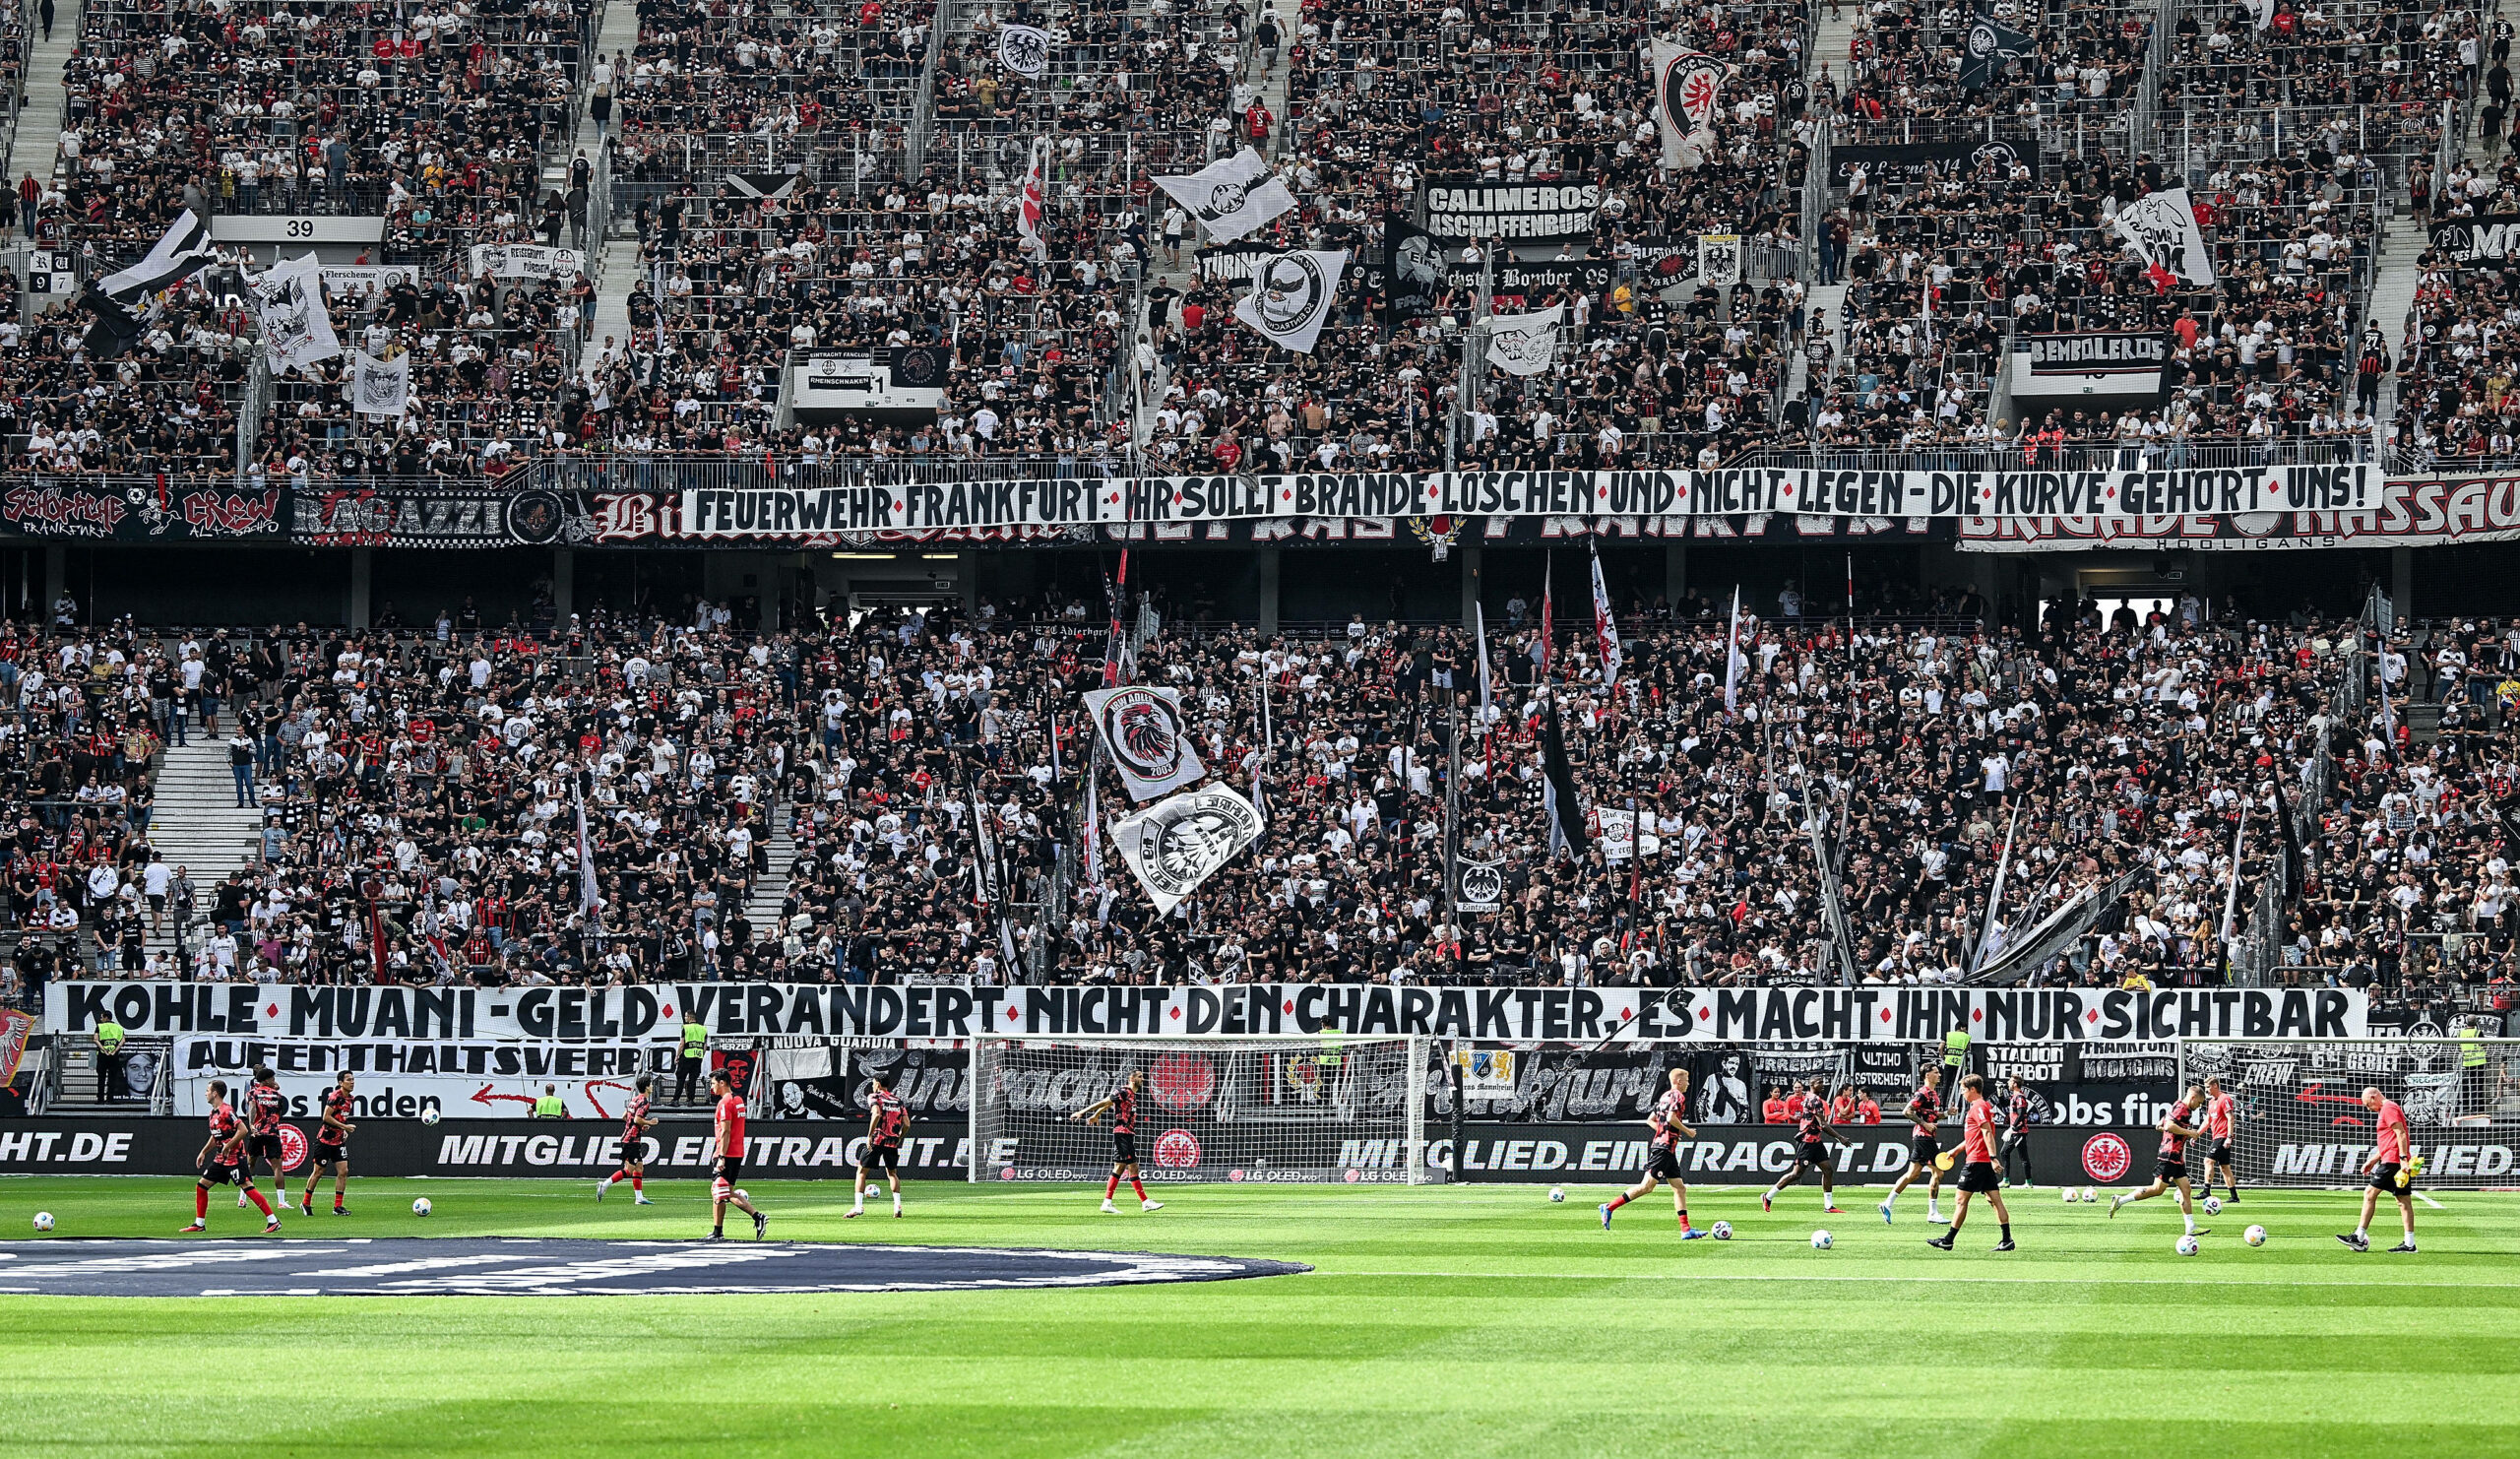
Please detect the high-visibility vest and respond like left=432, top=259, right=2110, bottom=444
left=2462, top=1028, right=2488, bottom=1069
left=94, top=1021, right=126, bottom=1054
left=681, top=1022, right=709, bottom=1060
left=534, top=1094, right=566, bottom=1118
left=1942, top=1031, right=1970, bottom=1067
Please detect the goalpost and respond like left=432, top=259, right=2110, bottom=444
left=2177, top=1037, right=2520, bottom=1187
left=969, top=1035, right=1433, bottom=1184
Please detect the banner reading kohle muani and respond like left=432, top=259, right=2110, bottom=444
left=47, top=982, right=2367, bottom=1045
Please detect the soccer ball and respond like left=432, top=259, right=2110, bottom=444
left=2175, top=1235, right=2201, bottom=1256
left=733, top=1188, right=749, bottom=1205
left=420, top=1107, right=441, bottom=1126
left=2082, top=1187, right=2098, bottom=1203
left=411, top=1198, right=432, bottom=1218
left=1547, top=1187, right=1565, bottom=1203
left=1710, top=1221, right=1732, bottom=1240
left=2201, top=1195, right=2224, bottom=1217
left=2062, top=1187, right=2079, bottom=1203
left=2243, top=1225, right=2268, bottom=1247
left=32, top=1212, right=53, bottom=1233
left=1810, top=1230, right=1833, bottom=1249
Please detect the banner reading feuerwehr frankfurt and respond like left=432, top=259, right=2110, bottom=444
left=46, top=982, right=2367, bottom=1046
left=616, top=463, right=2380, bottom=539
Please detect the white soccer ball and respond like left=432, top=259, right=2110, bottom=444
left=733, top=1188, right=749, bottom=1205
left=2201, top=1195, right=2224, bottom=1217
left=1547, top=1187, right=1565, bottom=1203
left=2082, top=1187, right=2098, bottom=1203
left=1710, top=1220, right=1732, bottom=1240
left=1810, top=1230, right=1833, bottom=1249
left=412, top=1198, right=432, bottom=1218
left=420, top=1107, right=441, bottom=1126
left=2175, top=1235, right=2201, bottom=1256
left=2062, top=1186, right=2079, bottom=1203
left=2243, top=1225, right=2267, bottom=1247
left=32, top=1211, right=53, bottom=1233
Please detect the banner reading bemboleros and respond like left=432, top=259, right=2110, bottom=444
left=45, top=982, right=2370, bottom=1045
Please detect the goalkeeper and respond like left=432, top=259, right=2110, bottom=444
left=2337, top=1087, right=2419, bottom=1254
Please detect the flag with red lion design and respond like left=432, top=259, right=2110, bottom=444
left=1082, top=685, right=1208, bottom=801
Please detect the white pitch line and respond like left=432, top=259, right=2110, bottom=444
left=1303, top=1269, right=2517, bottom=1287
left=2417, top=1192, right=2447, bottom=1209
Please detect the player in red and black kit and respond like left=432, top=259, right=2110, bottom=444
left=1760, top=1077, right=1845, bottom=1215
left=706, top=1069, right=767, bottom=1240
left=597, top=1074, right=658, bottom=1205
left=241, top=1066, right=289, bottom=1216
left=2340, top=1086, right=2419, bottom=1253
left=2200, top=1074, right=2240, bottom=1204
left=2110, top=1085, right=2208, bottom=1237
left=1926, top=1074, right=2014, bottom=1251
left=848, top=1071, right=909, bottom=1218
left=1999, top=1075, right=2038, bottom=1188
left=1071, top=1069, right=1164, bottom=1214
left=1599, top=1067, right=1709, bottom=1237
left=299, top=1070, right=356, bottom=1215
left=1879, top=1066, right=1947, bottom=1225
left=183, top=1080, right=279, bottom=1234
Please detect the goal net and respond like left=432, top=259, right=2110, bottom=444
left=969, top=1036, right=1432, bottom=1184
left=2178, top=1037, right=2520, bottom=1187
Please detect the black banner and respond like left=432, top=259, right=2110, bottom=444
left=2427, top=214, right=2520, bottom=265
left=1, top=479, right=285, bottom=540
left=290, top=485, right=578, bottom=547
left=1830, top=136, right=2041, bottom=187
left=1420, top=178, right=1602, bottom=242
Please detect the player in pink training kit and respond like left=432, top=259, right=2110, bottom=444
left=2200, top=1074, right=2240, bottom=1205
left=2338, top=1087, right=2419, bottom=1253
left=1599, top=1067, right=1708, bottom=1237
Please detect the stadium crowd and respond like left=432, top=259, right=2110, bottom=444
left=2, top=592, right=2514, bottom=1021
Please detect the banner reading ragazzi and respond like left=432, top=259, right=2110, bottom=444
left=46, top=982, right=2368, bottom=1046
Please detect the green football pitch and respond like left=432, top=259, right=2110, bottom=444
left=5, top=1176, right=2519, bottom=1457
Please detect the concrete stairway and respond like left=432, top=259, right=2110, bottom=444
left=2367, top=213, right=2429, bottom=422
left=142, top=735, right=262, bottom=955
left=739, top=800, right=796, bottom=940
left=5, top=0, right=81, bottom=187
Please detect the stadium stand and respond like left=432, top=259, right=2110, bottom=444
left=0, top=0, right=2515, bottom=1033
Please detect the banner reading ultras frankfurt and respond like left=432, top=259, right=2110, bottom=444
left=577, top=462, right=2381, bottom=540
left=46, top=982, right=2367, bottom=1045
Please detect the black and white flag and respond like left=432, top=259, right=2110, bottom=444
left=1154, top=148, right=1296, bottom=244
left=1234, top=249, right=1347, bottom=354
left=1650, top=40, right=1727, bottom=170
left=247, top=254, right=343, bottom=374
left=351, top=349, right=410, bottom=416
left=82, top=209, right=216, bottom=360
left=1484, top=308, right=1560, bottom=376
left=1081, top=685, right=1207, bottom=800
left=2113, top=187, right=2216, bottom=286
left=723, top=170, right=800, bottom=202
left=1109, top=786, right=1263, bottom=915
left=96, top=209, right=216, bottom=302
left=1960, top=15, right=2035, bottom=91
left=1697, top=231, right=1741, bottom=286
left=997, top=23, right=1053, bottom=79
